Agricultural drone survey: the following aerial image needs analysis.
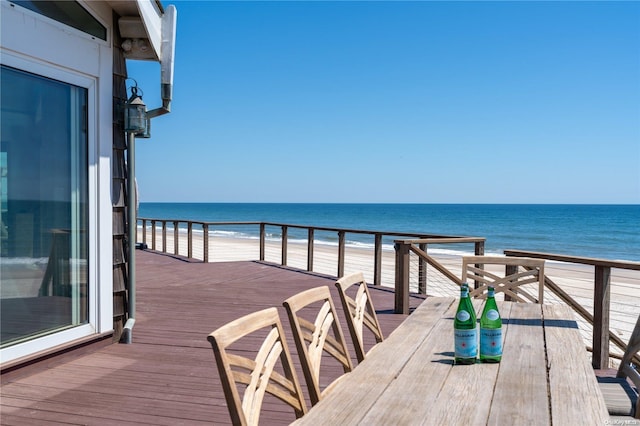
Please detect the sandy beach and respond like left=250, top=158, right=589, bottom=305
left=141, top=224, right=640, bottom=364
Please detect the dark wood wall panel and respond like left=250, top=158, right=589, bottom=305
left=111, top=11, right=129, bottom=342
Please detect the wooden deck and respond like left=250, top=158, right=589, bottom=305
left=0, top=250, right=426, bottom=425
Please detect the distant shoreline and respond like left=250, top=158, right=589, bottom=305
left=138, top=203, right=640, bottom=262
left=141, top=202, right=640, bottom=206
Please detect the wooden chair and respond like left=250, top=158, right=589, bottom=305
left=335, top=272, right=384, bottom=363
left=461, top=256, right=546, bottom=303
left=283, top=286, right=353, bottom=405
left=598, top=312, right=640, bottom=419
left=207, top=307, right=307, bottom=426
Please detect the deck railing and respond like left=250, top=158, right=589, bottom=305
left=138, top=218, right=640, bottom=369
left=137, top=218, right=483, bottom=288
left=394, top=238, right=640, bottom=370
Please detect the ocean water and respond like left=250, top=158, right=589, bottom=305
left=138, top=203, right=640, bottom=262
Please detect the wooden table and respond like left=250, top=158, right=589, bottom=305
left=293, top=297, right=609, bottom=425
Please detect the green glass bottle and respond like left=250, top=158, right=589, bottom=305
left=480, top=286, right=502, bottom=362
left=454, top=284, right=478, bottom=364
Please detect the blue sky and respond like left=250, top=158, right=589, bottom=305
left=128, top=1, right=640, bottom=204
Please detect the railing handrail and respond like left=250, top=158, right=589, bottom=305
left=139, top=218, right=262, bottom=226
left=394, top=237, right=487, bottom=245
left=137, top=217, right=466, bottom=240
left=504, top=249, right=640, bottom=271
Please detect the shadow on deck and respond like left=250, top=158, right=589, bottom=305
left=1, top=250, right=426, bottom=425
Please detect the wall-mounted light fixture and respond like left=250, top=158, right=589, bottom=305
left=124, top=82, right=150, bottom=138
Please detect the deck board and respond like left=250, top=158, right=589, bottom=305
left=1, top=250, right=425, bottom=425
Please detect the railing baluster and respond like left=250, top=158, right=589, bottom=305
left=307, top=228, right=314, bottom=272
left=151, top=220, right=156, bottom=251
left=338, top=231, right=345, bottom=278
left=394, top=241, right=410, bottom=314
left=593, top=265, right=611, bottom=369
left=187, top=222, right=193, bottom=258
left=173, top=221, right=179, bottom=255
left=474, top=241, right=485, bottom=290
left=259, top=223, right=265, bottom=261
left=374, top=233, right=382, bottom=286
left=161, top=221, right=167, bottom=253
left=203, top=224, right=209, bottom=263
left=281, top=225, right=288, bottom=266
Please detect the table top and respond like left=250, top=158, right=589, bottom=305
left=293, top=297, right=609, bottom=425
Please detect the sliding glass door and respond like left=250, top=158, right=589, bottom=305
left=0, top=65, right=89, bottom=347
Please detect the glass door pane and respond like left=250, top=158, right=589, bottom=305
left=0, top=65, right=89, bottom=347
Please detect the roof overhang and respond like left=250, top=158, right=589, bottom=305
left=106, top=0, right=176, bottom=113
left=107, top=1, right=176, bottom=120
left=107, top=0, right=168, bottom=62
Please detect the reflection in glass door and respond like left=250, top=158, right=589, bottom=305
left=0, top=65, right=89, bottom=347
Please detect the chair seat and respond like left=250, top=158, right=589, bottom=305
left=598, top=377, right=638, bottom=416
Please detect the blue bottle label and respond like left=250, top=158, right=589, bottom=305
left=454, top=328, right=478, bottom=358
left=480, top=328, right=503, bottom=356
